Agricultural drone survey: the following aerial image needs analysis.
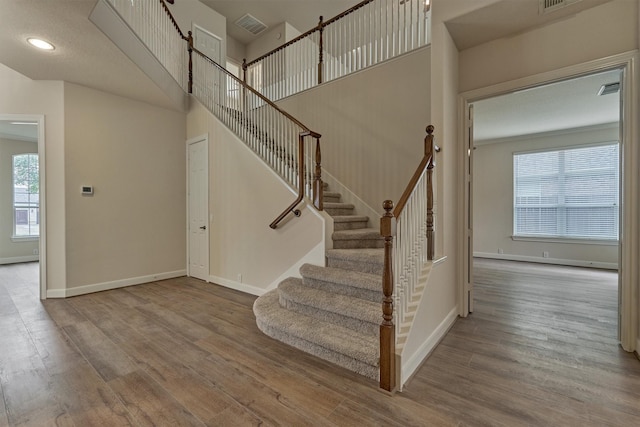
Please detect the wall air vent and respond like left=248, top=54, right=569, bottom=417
left=539, top=0, right=581, bottom=14
left=235, top=14, right=268, bottom=36
left=598, top=82, right=620, bottom=96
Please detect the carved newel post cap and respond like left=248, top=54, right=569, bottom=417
left=383, top=200, right=394, bottom=212
left=426, top=125, right=434, bottom=135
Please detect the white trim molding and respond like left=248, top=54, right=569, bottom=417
left=46, top=270, right=186, bottom=298
left=400, top=307, right=458, bottom=389
left=209, top=275, right=267, bottom=296
left=474, top=252, right=618, bottom=270
left=0, top=255, right=39, bottom=265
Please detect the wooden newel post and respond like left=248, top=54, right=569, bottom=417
left=317, top=16, right=324, bottom=85
left=380, top=200, right=396, bottom=392
left=187, top=31, right=193, bottom=94
left=425, top=125, right=435, bottom=261
left=313, top=137, right=323, bottom=211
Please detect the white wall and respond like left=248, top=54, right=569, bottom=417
left=246, top=22, right=302, bottom=62
left=63, top=83, right=187, bottom=291
left=474, top=125, right=619, bottom=268
left=0, top=138, right=39, bottom=263
left=459, top=0, right=638, bottom=93
left=401, top=2, right=461, bottom=385
left=187, top=100, right=327, bottom=294
left=226, top=35, right=246, bottom=64
left=0, top=63, right=66, bottom=291
left=277, top=47, right=432, bottom=215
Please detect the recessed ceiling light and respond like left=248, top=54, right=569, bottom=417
left=27, top=37, right=55, bottom=51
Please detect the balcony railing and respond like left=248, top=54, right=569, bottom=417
left=244, top=0, right=431, bottom=101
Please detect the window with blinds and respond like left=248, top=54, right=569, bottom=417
left=513, top=143, right=619, bottom=240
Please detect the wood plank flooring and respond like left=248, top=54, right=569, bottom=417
left=1, top=260, right=639, bottom=426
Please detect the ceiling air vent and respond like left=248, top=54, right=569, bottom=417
left=539, top=0, right=581, bottom=14
left=235, top=14, right=268, bottom=36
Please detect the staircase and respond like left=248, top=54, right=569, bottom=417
left=253, top=185, right=384, bottom=379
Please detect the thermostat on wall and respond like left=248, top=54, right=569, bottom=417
left=81, top=186, right=94, bottom=196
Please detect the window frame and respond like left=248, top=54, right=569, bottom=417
left=12, top=152, right=40, bottom=240
left=512, top=141, right=620, bottom=242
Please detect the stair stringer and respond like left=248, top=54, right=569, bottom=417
left=321, top=169, right=379, bottom=228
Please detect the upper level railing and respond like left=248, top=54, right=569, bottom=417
left=379, top=125, right=438, bottom=392
left=244, top=0, right=431, bottom=102
left=108, top=0, right=191, bottom=92
left=106, top=0, right=322, bottom=228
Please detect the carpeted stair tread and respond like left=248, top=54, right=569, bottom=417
left=253, top=290, right=379, bottom=378
left=332, top=215, right=369, bottom=231
left=332, top=215, right=369, bottom=223
left=300, top=263, right=381, bottom=294
left=323, top=191, right=342, bottom=202
left=332, top=228, right=382, bottom=240
left=278, top=277, right=380, bottom=335
left=326, top=248, right=385, bottom=275
left=324, top=202, right=355, bottom=216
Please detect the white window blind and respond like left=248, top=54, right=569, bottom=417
left=513, top=143, right=619, bottom=240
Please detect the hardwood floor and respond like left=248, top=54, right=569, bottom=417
left=0, top=259, right=639, bottom=426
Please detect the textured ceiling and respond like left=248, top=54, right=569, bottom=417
left=0, top=0, right=621, bottom=141
left=473, top=69, right=621, bottom=143
left=200, top=0, right=356, bottom=44
left=0, top=0, right=177, bottom=110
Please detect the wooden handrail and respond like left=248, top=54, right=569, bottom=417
left=393, top=125, right=437, bottom=218
left=193, top=48, right=323, bottom=228
left=244, top=0, right=375, bottom=68
left=153, top=0, right=324, bottom=228
left=379, top=125, right=438, bottom=392
left=159, top=0, right=187, bottom=40
left=193, top=48, right=320, bottom=136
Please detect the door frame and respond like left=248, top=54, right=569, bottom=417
left=458, top=51, right=639, bottom=352
left=0, top=114, right=46, bottom=299
left=186, top=134, right=210, bottom=281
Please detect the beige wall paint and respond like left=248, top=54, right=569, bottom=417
left=474, top=125, right=619, bottom=267
left=401, top=10, right=461, bottom=383
left=187, top=100, right=326, bottom=293
left=64, top=83, right=186, bottom=289
left=0, top=138, right=39, bottom=261
left=277, top=47, right=432, bottom=215
left=246, top=22, right=302, bottom=62
left=227, top=35, right=246, bottom=64
left=459, top=0, right=639, bottom=93
left=0, top=63, right=65, bottom=290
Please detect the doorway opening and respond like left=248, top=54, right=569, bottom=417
left=461, top=59, right=638, bottom=351
left=0, top=115, right=46, bottom=299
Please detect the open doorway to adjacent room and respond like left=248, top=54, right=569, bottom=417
left=0, top=115, right=46, bottom=299
left=464, top=66, right=626, bottom=347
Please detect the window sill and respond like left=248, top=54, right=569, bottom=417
left=11, top=236, right=39, bottom=243
left=511, top=235, right=618, bottom=246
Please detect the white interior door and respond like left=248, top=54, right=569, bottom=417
left=188, top=136, right=209, bottom=281
left=193, top=25, right=221, bottom=64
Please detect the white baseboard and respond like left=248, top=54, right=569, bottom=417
left=0, top=255, right=39, bottom=265
left=474, top=252, right=618, bottom=270
left=46, top=269, right=186, bottom=298
left=636, top=338, right=640, bottom=355
left=209, top=275, right=267, bottom=296
left=400, top=306, right=458, bottom=389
